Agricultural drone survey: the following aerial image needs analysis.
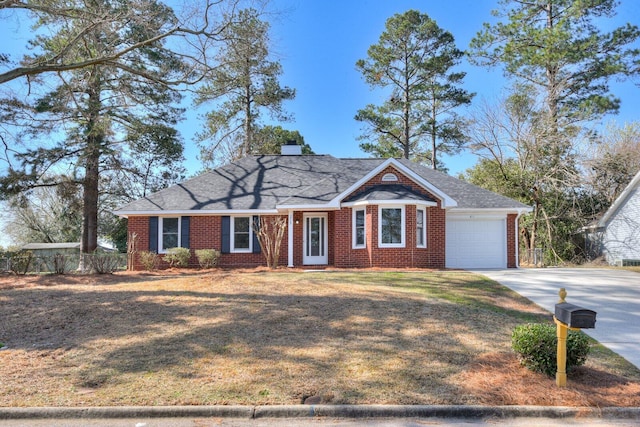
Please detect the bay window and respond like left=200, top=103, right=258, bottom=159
left=379, top=206, right=405, bottom=248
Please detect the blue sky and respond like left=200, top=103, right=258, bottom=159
left=173, top=0, right=640, bottom=177
left=1, top=0, right=639, bottom=247
left=2, top=0, right=638, bottom=177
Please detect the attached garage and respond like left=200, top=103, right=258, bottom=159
left=446, top=215, right=507, bottom=269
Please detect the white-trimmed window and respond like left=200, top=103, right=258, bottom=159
left=353, top=208, right=366, bottom=248
left=160, top=217, right=180, bottom=253
left=416, top=207, right=427, bottom=248
left=379, top=206, right=405, bottom=248
left=231, top=216, right=252, bottom=252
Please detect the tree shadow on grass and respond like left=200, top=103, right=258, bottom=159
left=81, top=295, right=477, bottom=404
left=0, top=272, right=611, bottom=405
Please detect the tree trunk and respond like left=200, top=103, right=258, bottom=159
left=82, top=140, right=100, bottom=255
left=79, top=70, right=103, bottom=270
left=244, top=83, right=252, bottom=157
left=402, top=53, right=411, bottom=159
left=431, top=95, right=437, bottom=170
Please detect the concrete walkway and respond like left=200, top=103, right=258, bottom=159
left=471, top=268, right=640, bottom=369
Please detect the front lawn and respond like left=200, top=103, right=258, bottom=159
left=1, top=270, right=639, bottom=407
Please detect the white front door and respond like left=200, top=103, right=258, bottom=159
left=303, top=213, right=328, bottom=265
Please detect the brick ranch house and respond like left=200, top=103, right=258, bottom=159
left=114, top=145, right=532, bottom=270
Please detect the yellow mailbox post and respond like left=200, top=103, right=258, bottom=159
left=553, top=288, right=596, bottom=387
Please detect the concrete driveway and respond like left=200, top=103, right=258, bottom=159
left=471, top=268, right=640, bottom=369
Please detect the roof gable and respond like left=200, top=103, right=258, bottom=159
left=598, top=170, right=640, bottom=227
left=328, top=158, right=457, bottom=208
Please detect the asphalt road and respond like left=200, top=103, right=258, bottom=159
left=471, top=268, right=640, bottom=369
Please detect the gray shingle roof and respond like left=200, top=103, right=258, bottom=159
left=114, top=155, right=530, bottom=214
left=396, top=158, right=530, bottom=210
left=22, top=243, right=81, bottom=250
left=343, top=184, right=436, bottom=204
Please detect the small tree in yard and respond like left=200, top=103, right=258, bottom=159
left=254, top=217, right=287, bottom=269
left=127, top=232, right=138, bottom=271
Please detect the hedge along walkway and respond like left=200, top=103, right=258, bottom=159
left=0, top=269, right=639, bottom=407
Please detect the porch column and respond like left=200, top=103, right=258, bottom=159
left=288, top=210, right=294, bottom=267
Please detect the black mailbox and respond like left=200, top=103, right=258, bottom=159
left=555, top=302, right=596, bottom=329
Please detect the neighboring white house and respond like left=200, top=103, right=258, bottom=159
left=587, top=170, right=640, bottom=265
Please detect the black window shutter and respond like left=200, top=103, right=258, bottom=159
left=181, top=216, right=190, bottom=248
left=252, top=216, right=261, bottom=254
left=221, top=216, right=230, bottom=254
left=149, top=216, right=159, bottom=253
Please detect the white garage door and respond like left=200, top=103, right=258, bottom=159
left=446, top=217, right=507, bottom=269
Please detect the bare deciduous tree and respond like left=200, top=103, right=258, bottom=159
left=467, top=86, right=584, bottom=263
left=254, top=216, right=287, bottom=269
left=583, top=122, right=640, bottom=207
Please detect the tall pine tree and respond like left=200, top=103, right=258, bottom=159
left=356, top=10, right=474, bottom=170
left=469, top=0, right=640, bottom=262
left=1, top=0, right=187, bottom=259
left=195, top=8, right=295, bottom=168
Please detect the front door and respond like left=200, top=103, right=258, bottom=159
left=303, top=213, right=328, bottom=265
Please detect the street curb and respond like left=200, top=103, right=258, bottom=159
left=0, top=405, right=639, bottom=420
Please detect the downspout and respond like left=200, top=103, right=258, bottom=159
left=288, top=210, right=294, bottom=267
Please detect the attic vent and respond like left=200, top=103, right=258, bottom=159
left=382, top=173, right=398, bottom=182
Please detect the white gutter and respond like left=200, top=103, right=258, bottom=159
left=341, top=199, right=438, bottom=208
left=113, top=209, right=280, bottom=218
left=448, top=207, right=533, bottom=215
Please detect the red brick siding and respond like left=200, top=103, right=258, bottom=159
left=127, top=216, right=150, bottom=270
left=332, top=165, right=447, bottom=269
left=127, top=214, right=288, bottom=270
left=292, top=212, right=302, bottom=267
left=507, top=213, right=517, bottom=268
left=192, top=215, right=289, bottom=268
left=428, top=206, right=446, bottom=268
left=332, top=205, right=445, bottom=269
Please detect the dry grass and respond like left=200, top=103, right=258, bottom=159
left=1, top=269, right=639, bottom=407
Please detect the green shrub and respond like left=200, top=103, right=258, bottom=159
left=164, top=247, right=191, bottom=268
left=512, top=323, right=590, bottom=377
left=195, top=249, right=221, bottom=269
left=47, top=253, right=73, bottom=275
left=10, top=251, right=33, bottom=275
left=138, top=251, right=159, bottom=270
left=87, top=253, right=123, bottom=274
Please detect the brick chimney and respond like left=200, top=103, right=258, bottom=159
left=281, top=140, right=302, bottom=155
